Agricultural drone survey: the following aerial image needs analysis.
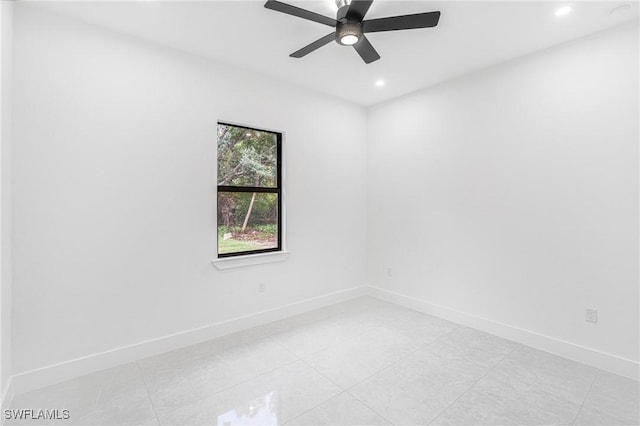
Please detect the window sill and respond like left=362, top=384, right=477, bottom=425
left=212, top=250, right=290, bottom=270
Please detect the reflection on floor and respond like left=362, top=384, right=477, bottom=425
left=8, top=297, right=640, bottom=425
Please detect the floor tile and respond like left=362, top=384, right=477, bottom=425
left=434, top=326, right=519, bottom=368
left=7, top=298, right=639, bottom=426
left=8, top=363, right=155, bottom=425
left=578, top=371, right=640, bottom=425
left=431, top=369, right=580, bottom=425
left=376, top=313, right=458, bottom=350
left=157, top=361, right=342, bottom=425
left=272, top=317, right=372, bottom=359
left=492, top=345, right=598, bottom=405
left=573, top=406, right=638, bottom=426
left=285, top=392, right=390, bottom=425
left=282, top=297, right=395, bottom=330
left=303, top=327, right=419, bottom=389
left=128, top=419, right=159, bottom=426
left=349, top=345, right=487, bottom=425
left=138, top=337, right=296, bottom=413
left=220, top=317, right=295, bottom=346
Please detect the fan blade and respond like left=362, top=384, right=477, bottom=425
left=290, top=33, right=336, bottom=58
left=353, top=35, right=380, bottom=64
left=346, top=0, right=374, bottom=21
left=264, top=0, right=337, bottom=27
left=363, top=11, right=440, bottom=33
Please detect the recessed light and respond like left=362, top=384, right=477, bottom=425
left=375, top=80, right=385, bottom=87
left=555, top=6, right=572, bottom=16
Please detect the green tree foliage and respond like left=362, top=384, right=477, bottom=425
left=217, top=124, right=277, bottom=187
left=217, top=125, right=278, bottom=232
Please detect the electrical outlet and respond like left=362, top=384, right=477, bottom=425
left=585, top=308, right=598, bottom=323
left=258, top=282, right=265, bottom=293
left=387, top=267, right=393, bottom=277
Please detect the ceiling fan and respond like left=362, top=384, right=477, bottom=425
left=264, top=0, right=441, bottom=64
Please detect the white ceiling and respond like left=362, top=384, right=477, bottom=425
left=30, top=0, right=639, bottom=106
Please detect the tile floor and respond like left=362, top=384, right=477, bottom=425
left=8, top=297, right=640, bottom=425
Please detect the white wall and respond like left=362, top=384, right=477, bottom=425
left=9, top=1, right=639, bottom=388
left=0, top=0, right=14, bottom=401
left=367, top=23, right=639, bottom=369
left=11, top=5, right=367, bottom=376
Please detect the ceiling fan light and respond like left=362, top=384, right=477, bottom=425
left=336, top=21, right=363, bottom=46
left=340, top=34, right=359, bottom=45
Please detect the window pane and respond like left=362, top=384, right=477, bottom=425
left=217, top=124, right=278, bottom=188
left=217, top=192, right=279, bottom=255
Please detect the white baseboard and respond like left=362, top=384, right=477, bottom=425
left=368, top=285, right=639, bottom=381
left=9, top=284, right=638, bottom=397
left=11, top=285, right=368, bottom=395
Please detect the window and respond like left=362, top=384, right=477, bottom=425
left=217, top=122, right=282, bottom=258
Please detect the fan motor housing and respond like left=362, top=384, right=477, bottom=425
left=335, top=21, right=363, bottom=45
left=336, top=3, right=350, bottom=21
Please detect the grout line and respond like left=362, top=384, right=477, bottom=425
left=271, top=320, right=380, bottom=362
left=299, top=357, right=347, bottom=391
left=571, top=369, right=600, bottom=425
left=269, top=314, right=396, bottom=423
left=345, top=391, right=395, bottom=425
left=345, top=389, right=395, bottom=426
left=345, top=380, right=398, bottom=426
left=428, top=343, right=522, bottom=425
left=310, top=337, right=412, bottom=392
left=298, top=322, right=452, bottom=413
left=340, top=331, right=463, bottom=424
left=151, top=354, right=302, bottom=420
left=270, top=321, right=385, bottom=423
left=281, top=311, right=463, bottom=425
left=343, top=329, right=453, bottom=392
left=273, top=336, right=352, bottom=394
left=276, top=328, right=377, bottom=362
left=272, top=339, right=303, bottom=360
left=283, top=390, right=350, bottom=425
left=155, top=306, right=383, bottom=421
left=135, top=361, right=162, bottom=426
